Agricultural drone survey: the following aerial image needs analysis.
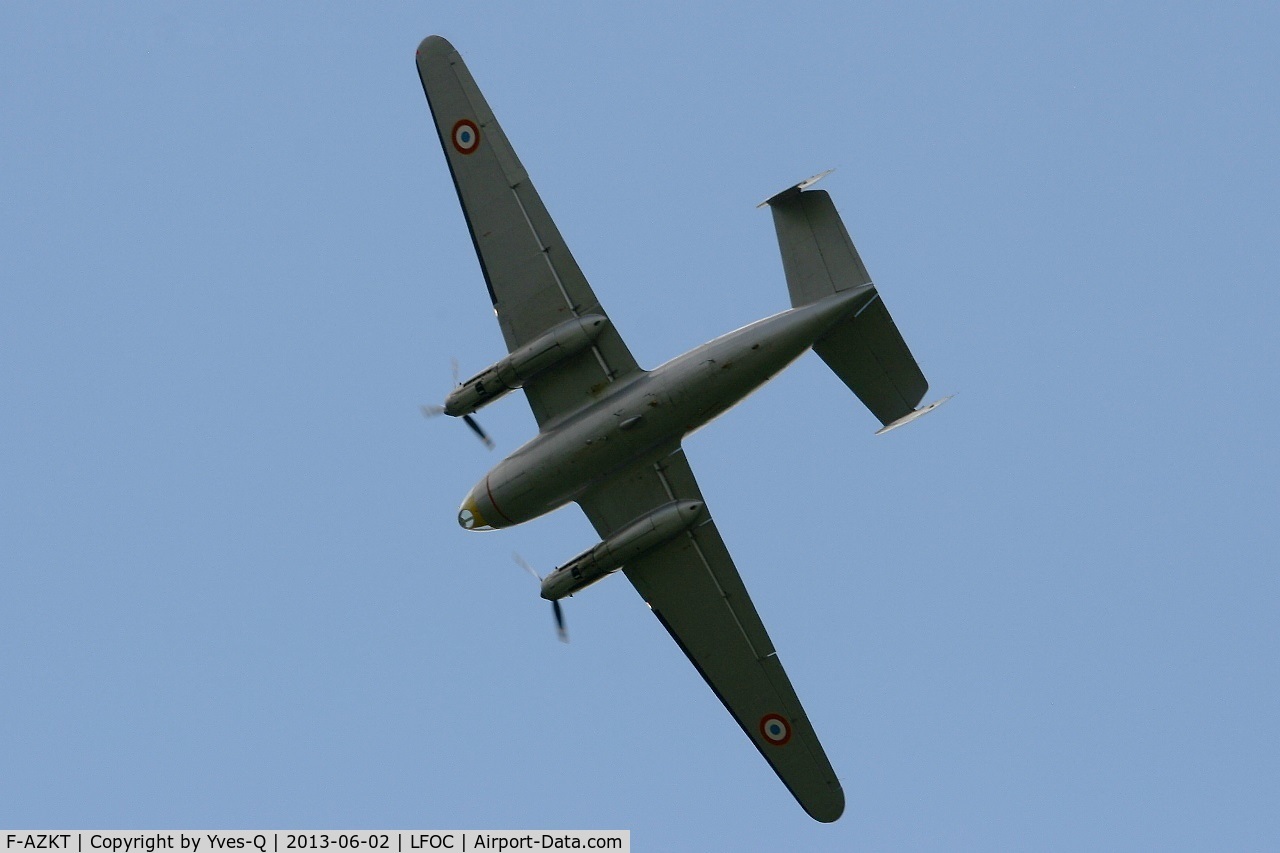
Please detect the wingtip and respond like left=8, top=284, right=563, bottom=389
left=801, top=783, right=846, bottom=823
left=416, top=35, right=455, bottom=59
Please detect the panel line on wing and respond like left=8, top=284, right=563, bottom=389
left=651, top=456, right=762, bottom=660
left=651, top=458, right=678, bottom=502
left=508, top=184, right=577, bottom=313
left=690, top=529, right=762, bottom=660
left=590, top=345, right=614, bottom=380
left=507, top=183, right=619, bottom=384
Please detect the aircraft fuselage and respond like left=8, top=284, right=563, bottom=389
left=458, top=284, right=874, bottom=531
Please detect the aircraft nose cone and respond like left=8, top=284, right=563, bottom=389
left=457, top=483, right=495, bottom=531
left=457, top=498, right=488, bottom=530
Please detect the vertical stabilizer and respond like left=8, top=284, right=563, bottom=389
left=765, top=183, right=871, bottom=309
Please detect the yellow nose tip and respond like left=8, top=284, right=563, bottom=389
left=458, top=498, right=488, bottom=530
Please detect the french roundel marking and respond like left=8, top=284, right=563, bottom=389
left=759, top=713, right=792, bottom=746
left=452, top=119, right=480, bottom=154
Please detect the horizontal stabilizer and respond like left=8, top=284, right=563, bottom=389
left=812, top=294, right=929, bottom=427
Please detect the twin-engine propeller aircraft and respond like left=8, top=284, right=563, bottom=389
left=415, top=36, right=947, bottom=823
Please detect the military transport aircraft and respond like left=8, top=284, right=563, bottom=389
left=415, top=36, right=946, bottom=823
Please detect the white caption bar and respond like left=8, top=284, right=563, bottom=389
left=1, top=833, right=629, bottom=853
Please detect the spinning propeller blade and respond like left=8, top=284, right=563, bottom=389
left=513, top=553, right=569, bottom=643
left=463, top=414, right=495, bottom=449
left=551, top=600, right=568, bottom=643
left=513, top=553, right=540, bottom=582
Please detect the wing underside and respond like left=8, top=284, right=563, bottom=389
left=415, top=36, right=641, bottom=427
left=577, top=446, right=845, bottom=823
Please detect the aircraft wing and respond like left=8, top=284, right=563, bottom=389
left=576, top=446, right=845, bottom=823
left=415, top=36, right=641, bottom=427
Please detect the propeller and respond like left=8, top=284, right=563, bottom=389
left=461, top=414, right=495, bottom=449
left=514, top=553, right=569, bottom=643
left=420, top=358, right=495, bottom=449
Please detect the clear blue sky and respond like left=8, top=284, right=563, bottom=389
left=3, top=3, right=1278, bottom=850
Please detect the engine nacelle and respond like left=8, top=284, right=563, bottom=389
left=443, top=314, right=608, bottom=417
left=540, top=500, right=704, bottom=601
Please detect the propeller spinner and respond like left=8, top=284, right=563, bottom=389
left=420, top=359, right=495, bottom=449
